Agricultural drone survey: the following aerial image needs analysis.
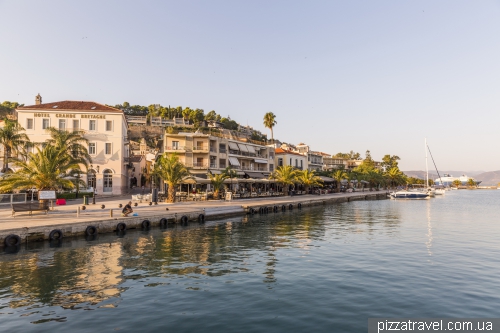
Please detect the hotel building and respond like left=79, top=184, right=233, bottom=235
left=15, top=95, right=130, bottom=195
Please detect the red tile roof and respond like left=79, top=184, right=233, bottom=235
left=18, top=101, right=123, bottom=113
left=275, top=148, right=305, bottom=156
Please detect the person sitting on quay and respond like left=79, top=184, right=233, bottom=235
left=122, top=201, right=133, bottom=217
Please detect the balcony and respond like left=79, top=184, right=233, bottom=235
left=219, top=148, right=227, bottom=154
left=165, top=146, right=189, bottom=152
left=210, top=163, right=217, bottom=168
left=210, top=147, right=217, bottom=153
left=189, top=162, right=208, bottom=169
left=193, top=145, right=209, bottom=152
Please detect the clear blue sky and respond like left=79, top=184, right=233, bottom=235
left=1, top=0, right=499, bottom=171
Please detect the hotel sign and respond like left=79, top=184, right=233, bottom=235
left=33, top=113, right=106, bottom=119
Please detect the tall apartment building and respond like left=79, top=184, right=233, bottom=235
left=163, top=132, right=275, bottom=178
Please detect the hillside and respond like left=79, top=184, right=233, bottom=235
left=403, top=170, right=486, bottom=180
left=472, top=171, right=500, bottom=186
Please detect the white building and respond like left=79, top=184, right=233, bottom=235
left=274, top=148, right=308, bottom=170
left=16, top=95, right=130, bottom=195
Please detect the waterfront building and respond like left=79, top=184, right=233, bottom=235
left=295, top=143, right=323, bottom=171
left=323, top=156, right=348, bottom=170
left=274, top=147, right=308, bottom=170
left=15, top=95, right=130, bottom=195
left=162, top=131, right=275, bottom=179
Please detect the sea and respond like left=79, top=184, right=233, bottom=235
left=1, top=190, right=499, bottom=332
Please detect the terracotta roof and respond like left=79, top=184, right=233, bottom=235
left=275, top=148, right=305, bottom=157
left=18, top=101, right=123, bottom=113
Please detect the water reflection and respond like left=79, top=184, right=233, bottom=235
left=0, top=202, right=400, bottom=322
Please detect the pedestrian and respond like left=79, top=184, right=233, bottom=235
left=122, top=201, right=133, bottom=217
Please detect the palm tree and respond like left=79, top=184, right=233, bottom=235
left=269, top=165, right=298, bottom=196
left=366, top=170, right=383, bottom=190
left=0, top=119, right=29, bottom=172
left=44, top=127, right=92, bottom=169
left=385, top=167, right=404, bottom=189
left=263, top=112, right=277, bottom=143
left=156, top=153, right=191, bottom=203
left=0, top=145, right=80, bottom=192
left=222, top=166, right=237, bottom=192
left=331, top=169, right=347, bottom=192
left=208, top=173, right=228, bottom=199
left=452, top=179, right=461, bottom=188
left=297, top=169, right=323, bottom=194
left=466, top=178, right=477, bottom=188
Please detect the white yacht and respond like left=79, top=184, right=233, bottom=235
left=434, top=174, right=481, bottom=186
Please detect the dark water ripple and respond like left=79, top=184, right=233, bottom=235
left=1, top=190, right=500, bottom=332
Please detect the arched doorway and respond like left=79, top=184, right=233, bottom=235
left=103, top=169, right=113, bottom=192
left=87, top=170, right=96, bottom=190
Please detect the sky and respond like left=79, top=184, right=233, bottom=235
left=1, top=0, right=499, bottom=171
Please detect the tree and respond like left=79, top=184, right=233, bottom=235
left=0, top=145, right=81, bottom=193
left=208, top=173, right=228, bottom=199
left=466, top=178, right=476, bottom=188
left=156, top=153, right=191, bottom=203
left=44, top=127, right=92, bottom=170
left=263, top=112, right=277, bottom=142
left=269, top=165, right=298, bottom=196
left=366, top=170, right=383, bottom=190
left=222, top=166, right=237, bottom=192
left=385, top=167, right=405, bottom=189
left=331, top=169, right=347, bottom=192
left=0, top=101, right=23, bottom=118
left=0, top=119, right=29, bottom=172
left=452, top=179, right=461, bottom=188
left=297, top=169, right=323, bottom=193
left=381, top=155, right=400, bottom=171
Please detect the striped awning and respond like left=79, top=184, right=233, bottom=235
left=228, top=157, right=240, bottom=166
left=228, top=142, right=239, bottom=150
left=238, top=143, right=248, bottom=152
left=246, top=145, right=256, bottom=154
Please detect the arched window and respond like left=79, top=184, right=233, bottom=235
left=103, top=169, right=113, bottom=192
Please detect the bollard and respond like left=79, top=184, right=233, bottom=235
left=110, top=209, right=113, bottom=217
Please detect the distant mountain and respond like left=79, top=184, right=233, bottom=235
left=472, top=171, right=500, bottom=186
left=403, top=170, right=484, bottom=180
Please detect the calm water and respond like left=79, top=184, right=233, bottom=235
left=1, top=190, right=499, bottom=332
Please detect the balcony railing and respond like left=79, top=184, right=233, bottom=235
left=210, top=147, right=217, bottom=153
left=228, top=150, right=268, bottom=159
left=193, top=145, right=208, bottom=152
left=210, top=163, right=217, bottom=168
left=165, top=146, right=189, bottom=151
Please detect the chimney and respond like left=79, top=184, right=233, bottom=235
left=35, top=93, right=42, bottom=105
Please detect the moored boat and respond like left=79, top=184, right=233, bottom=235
left=390, top=191, right=430, bottom=199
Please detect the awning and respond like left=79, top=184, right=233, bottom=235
left=319, top=176, right=335, bottom=182
left=229, top=157, right=240, bottom=166
left=236, top=171, right=245, bottom=175
left=238, top=143, right=248, bottom=152
left=245, top=172, right=265, bottom=179
left=209, top=170, right=221, bottom=174
left=246, top=145, right=256, bottom=154
left=228, top=142, right=239, bottom=150
left=254, top=158, right=267, bottom=164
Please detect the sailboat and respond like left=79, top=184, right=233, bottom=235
left=426, top=142, right=445, bottom=195
left=390, top=139, right=433, bottom=200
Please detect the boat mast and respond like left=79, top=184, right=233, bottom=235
left=425, top=138, right=429, bottom=188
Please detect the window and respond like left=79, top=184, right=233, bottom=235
left=172, top=141, right=179, bottom=150
left=289, top=158, right=292, bottom=166
left=106, top=120, right=113, bottom=131
left=89, top=143, right=96, bottom=155
left=59, top=119, right=66, bottom=130
left=270, top=164, right=274, bottom=172
left=42, top=118, right=50, bottom=129
left=73, top=120, right=79, bottom=131
left=278, top=158, right=283, bottom=167
left=26, top=118, right=34, bottom=130
left=300, top=160, right=303, bottom=169
left=105, top=143, right=112, bottom=155
left=89, top=120, right=96, bottom=131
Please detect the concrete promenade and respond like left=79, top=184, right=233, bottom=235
left=0, top=190, right=389, bottom=246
